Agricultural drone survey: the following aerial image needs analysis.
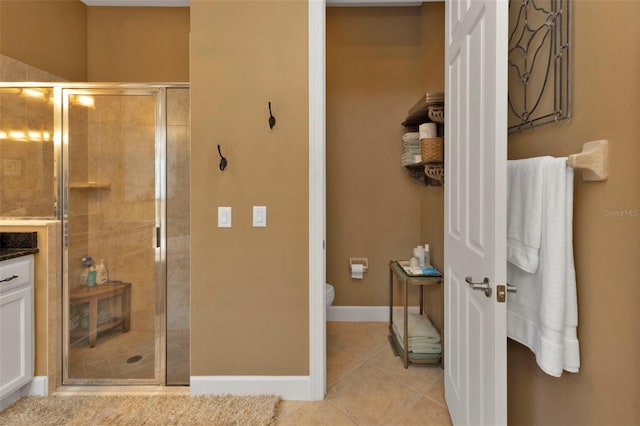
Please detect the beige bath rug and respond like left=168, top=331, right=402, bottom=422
left=0, top=394, right=279, bottom=426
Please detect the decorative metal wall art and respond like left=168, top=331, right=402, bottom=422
left=508, top=0, right=570, bottom=132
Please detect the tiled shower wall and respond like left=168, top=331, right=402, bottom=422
left=0, top=54, right=63, bottom=218
left=166, top=88, right=190, bottom=384
left=167, top=89, right=190, bottom=331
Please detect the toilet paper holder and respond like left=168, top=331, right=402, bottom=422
left=349, top=257, right=369, bottom=273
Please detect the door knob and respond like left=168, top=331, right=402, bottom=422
left=506, top=283, right=517, bottom=293
left=465, top=276, right=492, bottom=298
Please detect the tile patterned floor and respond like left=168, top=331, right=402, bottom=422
left=64, top=321, right=450, bottom=424
left=276, top=322, right=452, bottom=426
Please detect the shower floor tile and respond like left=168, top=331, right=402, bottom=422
left=68, top=327, right=190, bottom=383
left=68, top=328, right=157, bottom=381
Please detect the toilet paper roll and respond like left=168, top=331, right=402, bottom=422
left=419, top=123, right=437, bottom=139
left=351, top=263, right=364, bottom=279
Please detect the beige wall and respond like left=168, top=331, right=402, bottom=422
left=86, top=7, right=189, bottom=82
left=0, top=0, right=87, bottom=81
left=190, top=0, right=309, bottom=376
left=326, top=7, right=423, bottom=307
left=507, top=0, right=640, bottom=424
left=0, top=1, right=188, bottom=83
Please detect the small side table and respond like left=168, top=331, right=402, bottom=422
left=70, top=282, right=131, bottom=348
left=388, top=260, right=442, bottom=368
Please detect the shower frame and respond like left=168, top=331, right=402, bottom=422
left=0, top=82, right=189, bottom=386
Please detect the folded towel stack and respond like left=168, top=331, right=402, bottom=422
left=401, top=132, right=421, bottom=166
left=393, top=313, right=442, bottom=354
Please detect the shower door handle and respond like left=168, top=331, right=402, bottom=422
left=156, top=226, right=161, bottom=249
left=64, top=221, right=69, bottom=248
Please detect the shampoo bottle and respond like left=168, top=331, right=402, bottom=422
left=81, top=256, right=94, bottom=286
left=86, top=265, right=97, bottom=287
left=424, top=244, right=431, bottom=267
left=414, top=246, right=425, bottom=267
left=96, top=259, right=109, bottom=284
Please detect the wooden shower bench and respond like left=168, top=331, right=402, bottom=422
left=70, top=282, right=131, bottom=348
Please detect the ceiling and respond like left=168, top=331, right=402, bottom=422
left=80, top=0, right=424, bottom=7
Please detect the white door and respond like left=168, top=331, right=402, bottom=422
left=444, top=0, right=508, bottom=425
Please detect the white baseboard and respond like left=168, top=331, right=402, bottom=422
left=0, top=376, right=47, bottom=412
left=327, top=305, right=420, bottom=322
left=0, top=388, right=22, bottom=412
left=190, top=376, right=312, bottom=401
left=25, top=376, right=48, bottom=396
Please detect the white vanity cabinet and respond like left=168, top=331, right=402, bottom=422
left=0, top=255, right=34, bottom=402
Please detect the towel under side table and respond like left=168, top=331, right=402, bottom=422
left=388, top=260, right=443, bottom=368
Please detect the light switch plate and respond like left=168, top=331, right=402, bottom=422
left=218, top=206, right=232, bottom=228
left=253, top=206, right=267, bottom=227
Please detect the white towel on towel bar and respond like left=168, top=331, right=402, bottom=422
left=506, top=157, right=544, bottom=273
left=507, top=156, right=580, bottom=377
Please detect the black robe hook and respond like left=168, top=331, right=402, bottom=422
left=268, top=102, right=276, bottom=129
left=217, top=145, right=227, bottom=171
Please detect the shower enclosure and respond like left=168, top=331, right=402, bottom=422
left=0, top=83, right=190, bottom=385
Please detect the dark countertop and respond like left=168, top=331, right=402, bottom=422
left=0, top=232, right=39, bottom=262
left=0, top=247, right=39, bottom=262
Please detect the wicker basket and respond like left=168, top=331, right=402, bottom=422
left=428, top=106, right=445, bottom=123
left=424, top=164, right=445, bottom=185
left=420, top=137, right=444, bottom=163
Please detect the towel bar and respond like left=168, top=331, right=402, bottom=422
left=567, top=139, right=608, bottom=181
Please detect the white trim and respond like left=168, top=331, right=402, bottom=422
left=25, top=376, right=48, bottom=396
left=308, top=0, right=327, bottom=402
left=327, top=0, right=421, bottom=6
left=0, top=377, right=47, bottom=412
left=0, top=389, right=21, bottom=412
left=190, top=376, right=311, bottom=401
left=327, top=306, right=421, bottom=322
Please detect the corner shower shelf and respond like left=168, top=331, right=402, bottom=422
left=69, top=182, right=111, bottom=190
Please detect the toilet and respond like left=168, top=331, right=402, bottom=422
left=325, top=283, right=335, bottom=307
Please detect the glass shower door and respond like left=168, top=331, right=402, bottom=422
left=62, top=88, right=165, bottom=384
